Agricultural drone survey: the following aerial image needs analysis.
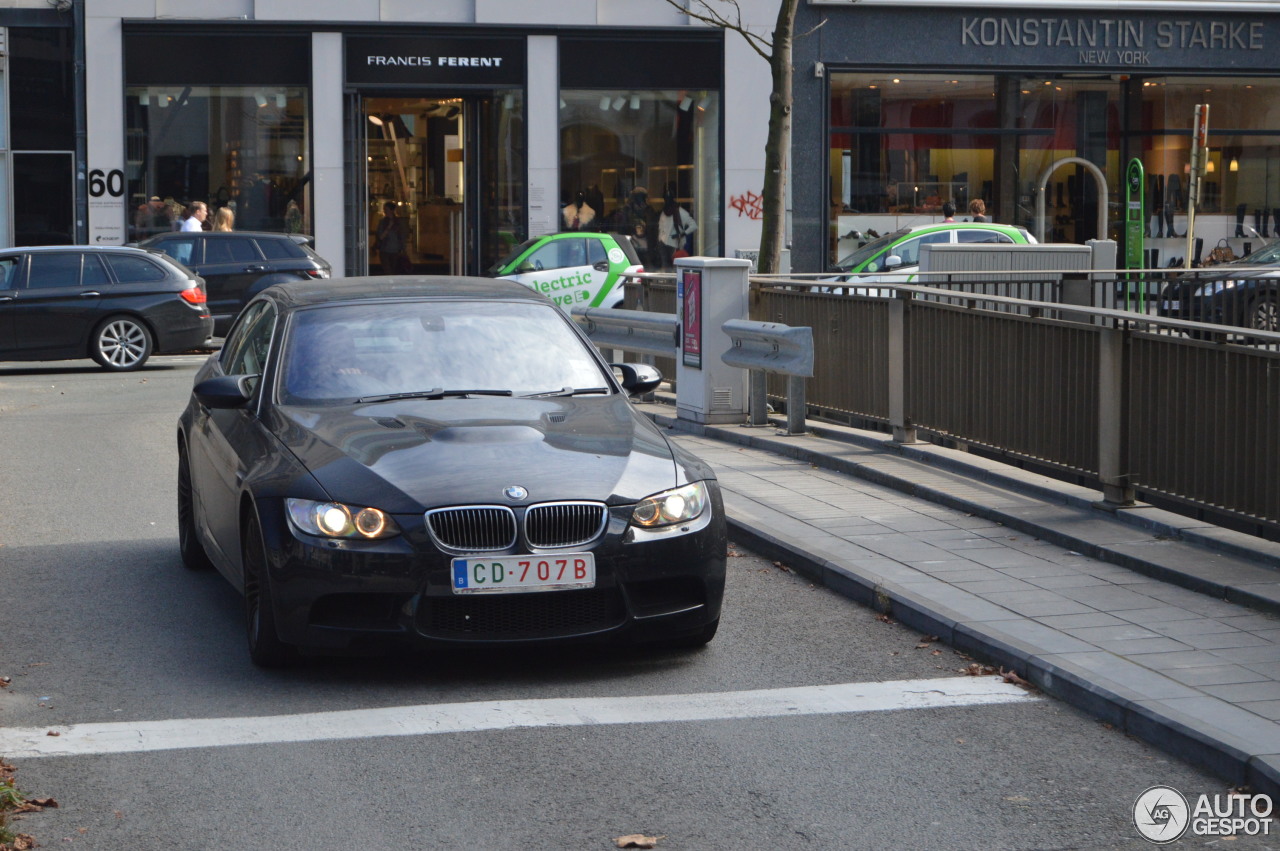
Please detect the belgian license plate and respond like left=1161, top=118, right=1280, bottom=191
left=451, top=553, right=596, bottom=594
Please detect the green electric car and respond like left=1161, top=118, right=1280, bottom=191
left=489, top=231, right=645, bottom=311
left=831, top=221, right=1037, bottom=282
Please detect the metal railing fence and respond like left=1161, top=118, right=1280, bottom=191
left=749, top=276, right=1280, bottom=537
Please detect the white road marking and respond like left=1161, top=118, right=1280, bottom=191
left=0, top=677, right=1034, bottom=759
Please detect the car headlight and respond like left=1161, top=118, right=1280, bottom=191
left=631, top=482, right=708, bottom=529
left=285, top=498, right=400, bottom=539
left=1194, top=280, right=1238, bottom=297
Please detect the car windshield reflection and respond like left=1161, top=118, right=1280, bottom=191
left=279, top=300, right=613, bottom=406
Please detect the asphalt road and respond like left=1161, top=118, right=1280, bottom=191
left=0, top=355, right=1258, bottom=850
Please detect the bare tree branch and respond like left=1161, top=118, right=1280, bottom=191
left=658, top=0, right=773, bottom=61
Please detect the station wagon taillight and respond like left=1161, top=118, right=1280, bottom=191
left=304, top=269, right=330, bottom=279
left=180, top=286, right=207, bottom=305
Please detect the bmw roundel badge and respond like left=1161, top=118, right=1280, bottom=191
left=504, top=485, right=528, bottom=501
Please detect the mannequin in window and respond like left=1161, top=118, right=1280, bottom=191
left=562, top=191, right=596, bottom=232
left=657, top=191, right=697, bottom=270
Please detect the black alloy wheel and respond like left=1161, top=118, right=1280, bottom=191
left=1249, top=295, right=1280, bottom=332
left=91, top=315, right=153, bottom=371
left=243, top=512, right=298, bottom=667
left=177, top=446, right=213, bottom=571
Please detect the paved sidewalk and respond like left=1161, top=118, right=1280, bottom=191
left=639, top=404, right=1280, bottom=797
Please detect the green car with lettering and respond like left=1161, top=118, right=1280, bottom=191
left=488, top=231, right=644, bottom=311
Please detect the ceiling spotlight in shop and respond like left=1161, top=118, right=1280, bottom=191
left=502, top=93, right=515, bottom=109
left=1230, top=157, right=1239, bottom=172
left=368, top=114, right=385, bottom=126
left=696, top=94, right=710, bottom=111
left=611, top=96, right=626, bottom=110
left=276, top=93, right=287, bottom=108
left=156, top=93, right=169, bottom=108
left=679, top=95, right=693, bottom=111
left=254, top=92, right=268, bottom=108
left=599, top=95, right=612, bottom=111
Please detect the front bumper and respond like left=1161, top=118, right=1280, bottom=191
left=260, top=492, right=727, bottom=653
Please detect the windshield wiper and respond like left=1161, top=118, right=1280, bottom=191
left=521, top=387, right=611, bottom=398
left=357, top=389, right=514, bottom=403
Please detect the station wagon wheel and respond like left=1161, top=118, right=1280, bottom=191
left=177, top=447, right=213, bottom=571
left=91, top=315, right=153, bottom=371
left=1249, top=296, right=1279, bottom=332
left=243, top=512, right=297, bottom=667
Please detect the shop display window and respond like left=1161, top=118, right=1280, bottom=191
left=559, top=89, right=720, bottom=271
left=124, top=86, right=310, bottom=242
left=827, top=71, right=1280, bottom=267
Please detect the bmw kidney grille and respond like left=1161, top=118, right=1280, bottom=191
left=525, top=502, right=608, bottom=548
left=426, top=506, right=517, bottom=551
left=426, top=502, right=608, bottom=551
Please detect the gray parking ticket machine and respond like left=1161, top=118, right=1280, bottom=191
left=675, top=256, right=750, bottom=425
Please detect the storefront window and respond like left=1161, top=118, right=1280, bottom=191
left=828, top=71, right=1280, bottom=267
left=10, top=27, right=73, bottom=246
left=1138, top=77, right=1280, bottom=242
left=559, top=89, right=720, bottom=271
left=124, top=86, right=310, bottom=241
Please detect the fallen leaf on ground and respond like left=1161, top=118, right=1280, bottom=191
left=961, top=663, right=997, bottom=677
left=772, top=561, right=792, bottom=573
left=46, top=731, right=60, bottom=737
left=999, top=668, right=1032, bottom=688
left=875, top=614, right=896, bottom=624
left=0, top=676, right=10, bottom=688
left=615, top=834, right=665, bottom=848
left=12, top=834, right=36, bottom=850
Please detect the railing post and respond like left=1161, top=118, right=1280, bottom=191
left=888, top=290, right=917, bottom=444
left=786, top=374, right=807, bottom=435
left=748, top=369, right=768, bottom=426
left=1097, top=325, right=1135, bottom=507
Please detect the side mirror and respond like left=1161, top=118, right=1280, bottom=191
left=884, top=254, right=903, bottom=269
left=611, top=362, right=662, bottom=396
left=194, top=374, right=255, bottom=409
left=515, top=260, right=536, bottom=273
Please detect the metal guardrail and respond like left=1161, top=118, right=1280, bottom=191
left=721, top=319, right=814, bottom=435
left=570, top=306, right=678, bottom=358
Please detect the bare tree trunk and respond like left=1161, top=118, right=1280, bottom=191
left=758, top=0, right=796, bottom=274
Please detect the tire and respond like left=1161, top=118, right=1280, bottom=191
left=91, top=315, right=153, bottom=371
left=1249, top=296, right=1279, bottom=333
left=243, top=512, right=297, bottom=668
left=177, top=446, right=213, bottom=571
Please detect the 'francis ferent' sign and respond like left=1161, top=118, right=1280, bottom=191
left=347, top=36, right=524, bottom=86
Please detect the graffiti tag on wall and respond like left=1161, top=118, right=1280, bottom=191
left=729, top=190, right=763, bottom=220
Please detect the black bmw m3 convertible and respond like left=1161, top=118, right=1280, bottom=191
left=177, top=276, right=726, bottom=666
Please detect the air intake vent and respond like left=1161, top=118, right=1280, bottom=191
left=426, top=506, right=516, bottom=551
left=525, top=502, right=608, bottom=548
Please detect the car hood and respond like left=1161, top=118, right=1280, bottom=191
left=269, top=395, right=678, bottom=512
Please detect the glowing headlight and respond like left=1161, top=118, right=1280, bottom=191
left=1194, top=279, right=1238, bottom=297
left=286, top=498, right=400, bottom=540
left=631, top=482, right=708, bottom=528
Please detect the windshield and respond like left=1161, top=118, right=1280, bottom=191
left=833, top=229, right=907, bottom=272
left=487, top=238, right=539, bottom=276
left=280, top=300, right=612, bottom=405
